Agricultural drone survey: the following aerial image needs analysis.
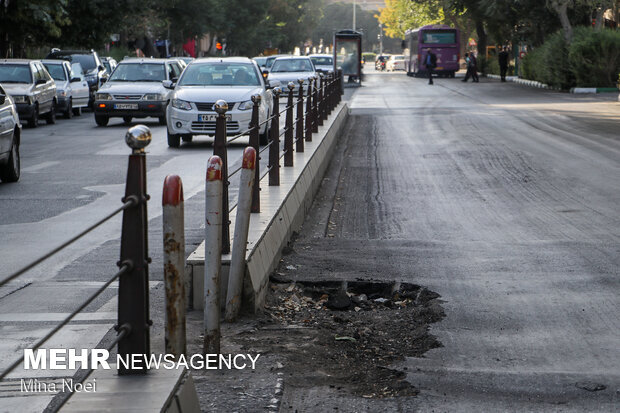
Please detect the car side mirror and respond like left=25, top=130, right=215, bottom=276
left=70, top=77, right=81, bottom=83
left=262, top=70, right=269, bottom=79
left=162, top=80, right=175, bottom=89
left=171, top=77, right=178, bottom=83
left=36, top=78, right=47, bottom=85
left=0, top=94, right=5, bottom=105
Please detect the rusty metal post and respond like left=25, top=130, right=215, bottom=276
left=338, top=69, right=344, bottom=98
left=118, top=125, right=151, bottom=375
left=317, top=73, right=324, bottom=127
left=329, top=72, right=335, bottom=112
left=269, top=87, right=281, bottom=186
left=311, top=76, right=319, bottom=133
left=162, top=175, right=186, bottom=358
left=224, top=147, right=256, bottom=322
left=204, top=156, right=222, bottom=354
left=305, top=77, right=313, bottom=142
left=213, top=100, right=230, bottom=254
left=284, top=82, right=295, bottom=167
left=296, top=79, right=305, bottom=152
left=249, top=94, right=261, bottom=213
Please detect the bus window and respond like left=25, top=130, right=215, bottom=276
left=422, top=31, right=456, bottom=44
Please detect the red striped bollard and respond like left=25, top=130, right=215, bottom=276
left=225, top=147, right=256, bottom=322
left=204, top=156, right=222, bottom=354
left=163, top=175, right=186, bottom=358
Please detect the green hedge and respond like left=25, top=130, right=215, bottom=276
left=522, top=27, right=620, bottom=89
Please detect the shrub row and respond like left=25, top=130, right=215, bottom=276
left=522, top=27, right=620, bottom=89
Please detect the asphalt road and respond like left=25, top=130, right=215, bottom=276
left=274, top=70, right=620, bottom=411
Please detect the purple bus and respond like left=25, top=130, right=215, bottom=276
left=404, top=24, right=460, bottom=78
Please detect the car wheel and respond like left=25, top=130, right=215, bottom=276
left=46, top=101, right=57, bottom=124
left=0, top=135, right=20, bottom=183
left=181, top=134, right=193, bottom=143
left=167, top=130, right=181, bottom=148
left=72, top=106, right=82, bottom=116
left=64, top=98, right=73, bottom=119
left=28, top=106, right=39, bottom=128
left=123, top=116, right=132, bottom=124
left=95, top=115, right=109, bottom=126
left=158, top=116, right=166, bottom=126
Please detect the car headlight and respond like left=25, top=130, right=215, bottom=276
left=96, top=93, right=113, bottom=101
left=238, top=100, right=253, bottom=111
left=12, top=95, right=30, bottom=104
left=143, top=93, right=164, bottom=101
left=171, top=98, right=192, bottom=110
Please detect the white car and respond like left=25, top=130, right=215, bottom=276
left=0, top=59, right=57, bottom=128
left=94, top=58, right=184, bottom=126
left=0, top=84, right=21, bottom=182
left=309, top=54, right=334, bottom=73
left=42, top=60, right=90, bottom=118
left=265, top=56, right=316, bottom=96
left=165, top=57, right=276, bottom=147
left=386, top=55, right=406, bottom=72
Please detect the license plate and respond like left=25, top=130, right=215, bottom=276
left=114, top=103, right=138, bottom=110
left=198, top=114, right=231, bottom=122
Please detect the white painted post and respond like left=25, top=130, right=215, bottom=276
left=204, top=155, right=223, bottom=354
left=162, top=175, right=186, bottom=358
left=225, top=147, right=257, bottom=322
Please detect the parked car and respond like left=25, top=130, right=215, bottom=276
left=100, top=57, right=118, bottom=76
left=309, top=54, right=334, bottom=73
left=165, top=57, right=275, bottom=147
left=45, top=49, right=108, bottom=108
left=386, top=55, right=406, bottom=72
left=42, top=60, right=90, bottom=118
left=252, top=56, right=268, bottom=69
left=265, top=56, right=316, bottom=96
left=93, top=57, right=184, bottom=126
left=0, top=84, right=21, bottom=182
left=0, top=59, right=57, bottom=128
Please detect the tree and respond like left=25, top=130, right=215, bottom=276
left=377, top=0, right=444, bottom=38
left=0, top=0, right=69, bottom=57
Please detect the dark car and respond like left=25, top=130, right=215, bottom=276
left=45, top=49, right=108, bottom=108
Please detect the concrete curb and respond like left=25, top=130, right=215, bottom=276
left=487, top=74, right=619, bottom=95
left=186, top=102, right=350, bottom=312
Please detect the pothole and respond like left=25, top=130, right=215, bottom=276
left=235, top=278, right=445, bottom=399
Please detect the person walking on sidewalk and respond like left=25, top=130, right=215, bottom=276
left=425, top=48, right=437, bottom=85
left=498, top=46, right=509, bottom=82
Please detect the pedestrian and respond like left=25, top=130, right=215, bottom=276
left=462, top=52, right=478, bottom=83
left=425, top=48, right=437, bottom=85
left=498, top=46, right=509, bottom=82
left=470, top=52, right=479, bottom=82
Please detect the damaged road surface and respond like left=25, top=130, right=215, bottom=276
left=224, top=73, right=619, bottom=411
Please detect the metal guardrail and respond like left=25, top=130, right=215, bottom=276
left=212, top=70, right=343, bottom=253
left=0, top=125, right=154, bottom=386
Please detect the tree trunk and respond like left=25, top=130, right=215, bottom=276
left=595, top=6, right=605, bottom=30
left=548, top=1, right=573, bottom=43
left=475, top=19, right=487, bottom=58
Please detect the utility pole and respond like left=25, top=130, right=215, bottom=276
left=353, top=0, right=356, bottom=30
left=379, top=23, right=383, bottom=56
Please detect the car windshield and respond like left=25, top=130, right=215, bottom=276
left=43, top=63, right=66, bottom=81
left=51, top=54, right=97, bottom=71
left=310, top=57, right=332, bottom=66
left=270, top=59, right=313, bottom=73
left=103, top=61, right=112, bottom=73
left=178, top=63, right=260, bottom=86
left=109, top=63, right=166, bottom=82
left=253, top=57, right=267, bottom=66
left=0, top=64, right=32, bottom=83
